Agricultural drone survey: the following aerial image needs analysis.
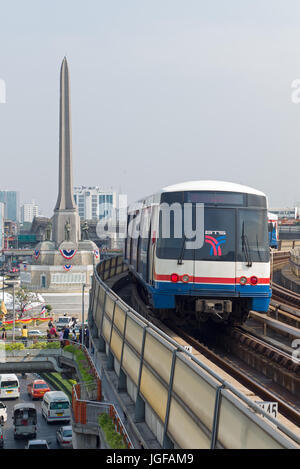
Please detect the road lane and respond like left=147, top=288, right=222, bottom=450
left=1, top=373, right=68, bottom=449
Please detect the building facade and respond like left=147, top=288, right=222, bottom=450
left=0, top=202, right=4, bottom=249
left=73, top=186, right=116, bottom=221
left=269, top=207, right=297, bottom=219
left=0, top=191, right=20, bottom=222
left=21, top=202, right=39, bottom=223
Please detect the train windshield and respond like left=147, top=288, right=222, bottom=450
left=157, top=207, right=235, bottom=261
left=237, top=209, right=269, bottom=263
left=156, top=192, right=269, bottom=263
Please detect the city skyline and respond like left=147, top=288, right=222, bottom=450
left=2, top=2, right=300, bottom=216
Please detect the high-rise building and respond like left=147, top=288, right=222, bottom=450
left=0, top=191, right=20, bottom=222
left=0, top=202, right=4, bottom=249
left=21, top=202, right=39, bottom=223
left=73, top=186, right=116, bottom=221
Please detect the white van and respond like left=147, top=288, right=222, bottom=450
left=0, top=374, right=20, bottom=399
left=41, top=391, right=71, bottom=423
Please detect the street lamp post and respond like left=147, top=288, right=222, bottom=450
left=81, top=283, right=87, bottom=347
left=12, top=283, right=15, bottom=342
left=5, top=279, right=18, bottom=342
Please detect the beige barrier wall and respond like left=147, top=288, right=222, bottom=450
left=89, top=256, right=299, bottom=449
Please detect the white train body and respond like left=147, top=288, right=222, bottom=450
left=125, top=181, right=271, bottom=324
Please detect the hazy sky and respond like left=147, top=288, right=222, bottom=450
left=1, top=1, right=300, bottom=216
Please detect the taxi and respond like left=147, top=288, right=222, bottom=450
left=27, top=380, right=50, bottom=400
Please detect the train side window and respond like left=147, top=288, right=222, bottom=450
left=139, top=206, right=151, bottom=280
left=125, top=213, right=131, bottom=260
left=131, top=211, right=140, bottom=269
left=137, top=207, right=144, bottom=273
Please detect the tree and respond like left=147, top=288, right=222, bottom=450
left=15, top=287, right=40, bottom=317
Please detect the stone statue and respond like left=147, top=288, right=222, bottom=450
left=45, top=221, right=52, bottom=241
left=64, top=220, right=71, bottom=241
left=81, top=221, right=89, bottom=240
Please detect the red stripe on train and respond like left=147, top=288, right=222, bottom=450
left=154, top=273, right=270, bottom=284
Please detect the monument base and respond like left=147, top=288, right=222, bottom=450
left=20, top=240, right=100, bottom=292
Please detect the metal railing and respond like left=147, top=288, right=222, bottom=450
left=90, top=255, right=300, bottom=449
left=72, top=381, right=133, bottom=449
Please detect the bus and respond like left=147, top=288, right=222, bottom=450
left=0, top=374, right=20, bottom=399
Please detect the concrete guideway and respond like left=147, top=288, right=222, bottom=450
left=88, top=255, right=300, bottom=449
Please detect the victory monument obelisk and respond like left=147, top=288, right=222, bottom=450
left=20, top=58, right=99, bottom=291
left=52, top=57, right=80, bottom=246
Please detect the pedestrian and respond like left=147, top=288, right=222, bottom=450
left=22, top=325, right=28, bottom=347
left=50, top=325, right=56, bottom=339
left=63, top=325, right=70, bottom=346
left=84, top=327, right=89, bottom=348
left=79, top=327, right=82, bottom=344
left=46, top=329, right=51, bottom=343
left=71, top=328, right=77, bottom=342
left=48, top=319, right=53, bottom=328
left=1, top=327, right=6, bottom=340
left=63, top=325, right=70, bottom=340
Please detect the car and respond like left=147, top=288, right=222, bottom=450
left=56, top=425, right=73, bottom=448
left=27, top=379, right=50, bottom=400
left=54, top=316, right=73, bottom=331
left=0, top=427, right=3, bottom=448
left=0, top=402, right=7, bottom=424
left=25, top=439, right=50, bottom=449
left=27, top=330, right=47, bottom=337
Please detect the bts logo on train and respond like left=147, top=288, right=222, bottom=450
left=205, top=231, right=227, bottom=257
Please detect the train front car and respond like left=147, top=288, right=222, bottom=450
left=125, top=181, right=271, bottom=325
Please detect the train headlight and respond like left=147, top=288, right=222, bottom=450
left=182, top=275, right=190, bottom=283
left=171, top=273, right=179, bottom=283
left=250, top=276, right=258, bottom=285
left=239, top=276, right=247, bottom=285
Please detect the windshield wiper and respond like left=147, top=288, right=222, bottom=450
left=177, top=236, right=186, bottom=265
left=256, top=234, right=262, bottom=262
left=242, top=222, right=252, bottom=267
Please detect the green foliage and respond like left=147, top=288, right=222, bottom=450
left=41, top=372, right=76, bottom=400
left=27, top=341, right=60, bottom=349
left=63, top=345, right=94, bottom=383
left=5, top=342, right=25, bottom=351
left=98, top=413, right=126, bottom=449
left=45, top=304, right=52, bottom=312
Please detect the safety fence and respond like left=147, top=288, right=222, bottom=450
left=72, top=381, right=133, bottom=449
left=89, top=255, right=300, bottom=449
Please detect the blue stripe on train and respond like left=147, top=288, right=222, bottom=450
left=147, top=281, right=271, bottom=310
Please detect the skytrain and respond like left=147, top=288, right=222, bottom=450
left=125, top=181, right=271, bottom=325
